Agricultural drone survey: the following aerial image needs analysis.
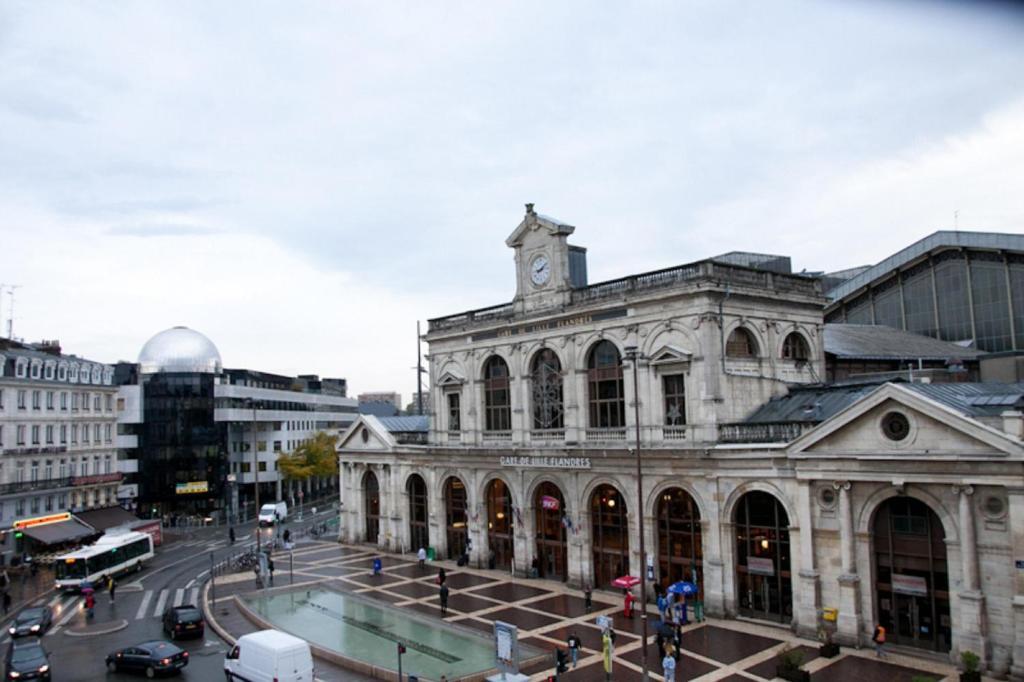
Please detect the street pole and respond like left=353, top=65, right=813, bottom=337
left=210, top=551, right=216, bottom=606
left=251, top=401, right=261, bottom=555
left=625, top=346, right=648, bottom=681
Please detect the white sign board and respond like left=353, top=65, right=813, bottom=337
left=747, top=557, right=775, bottom=576
left=500, top=455, right=592, bottom=470
left=892, top=574, right=928, bottom=597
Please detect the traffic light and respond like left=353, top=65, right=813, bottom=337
left=397, top=643, right=406, bottom=655
left=555, top=647, right=568, bottom=674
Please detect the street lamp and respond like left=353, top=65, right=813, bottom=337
left=623, top=345, right=649, bottom=681
left=245, top=398, right=261, bottom=555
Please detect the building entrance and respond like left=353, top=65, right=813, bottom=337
left=363, top=471, right=379, bottom=544
left=407, top=474, right=429, bottom=552
left=534, top=482, right=567, bottom=581
left=444, top=477, right=468, bottom=560
left=656, top=487, right=702, bottom=594
left=486, top=478, right=514, bottom=571
left=591, top=485, right=629, bottom=589
left=873, top=497, right=951, bottom=653
left=734, top=491, right=792, bottom=623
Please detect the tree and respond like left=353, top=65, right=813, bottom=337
left=277, top=431, right=339, bottom=484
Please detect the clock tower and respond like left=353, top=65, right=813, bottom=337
left=506, top=204, right=587, bottom=314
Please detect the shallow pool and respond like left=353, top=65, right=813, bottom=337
left=245, top=588, right=537, bottom=680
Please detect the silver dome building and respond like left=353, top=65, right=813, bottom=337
left=137, top=326, right=222, bottom=374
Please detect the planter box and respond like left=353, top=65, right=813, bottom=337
left=819, top=642, right=841, bottom=658
left=776, top=666, right=811, bottom=682
left=960, top=672, right=981, bottom=682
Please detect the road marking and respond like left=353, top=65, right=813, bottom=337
left=153, top=589, right=168, bottom=617
left=47, top=594, right=62, bottom=608
left=189, top=588, right=199, bottom=606
left=172, top=588, right=184, bottom=607
left=54, top=600, right=80, bottom=630
left=135, top=591, right=153, bottom=621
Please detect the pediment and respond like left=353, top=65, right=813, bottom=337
left=437, top=370, right=465, bottom=387
left=505, top=205, right=575, bottom=248
left=337, top=415, right=397, bottom=453
left=789, top=383, right=1023, bottom=458
left=649, top=344, right=693, bottom=366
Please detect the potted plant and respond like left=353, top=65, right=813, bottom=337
left=960, top=650, right=981, bottom=682
left=776, top=646, right=810, bottom=682
left=817, top=623, right=840, bottom=658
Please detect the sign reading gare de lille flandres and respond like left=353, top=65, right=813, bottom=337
left=499, top=455, right=592, bottom=470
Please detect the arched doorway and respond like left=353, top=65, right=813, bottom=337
left=407, top=474, right=429, bottom=552
left=873, top=497, right=951, bottom=652
left=656, top=488, right=702, bottom=593
left=444, top=477, right=468, bottom=560
left=591, top=484, right=629, bottom=589
left=734, top=491, right=792, bottom=622
left=486, top=479, right=514, bottom=571
left=534, top=482, right=567, bottom=582
left=363, top=470, right=380, bottom=544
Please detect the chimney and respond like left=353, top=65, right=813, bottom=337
left=525, top=202, right=535, bottom=215
left=1002, top=410, right=1024, bottom=440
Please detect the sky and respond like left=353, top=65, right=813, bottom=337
left=1, top=0, right=1023, bottom=398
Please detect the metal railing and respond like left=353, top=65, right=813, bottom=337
left=718, top=422, right=809, bottom=443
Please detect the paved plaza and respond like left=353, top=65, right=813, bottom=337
left=207, top=540, right=982, bottom=682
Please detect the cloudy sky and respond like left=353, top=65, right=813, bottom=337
left=1, top=1, right=1022, bottom=397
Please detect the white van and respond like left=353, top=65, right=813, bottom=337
left=258, top=501, right=287, bottom=527
left=224, top=629, right=314, bottom=682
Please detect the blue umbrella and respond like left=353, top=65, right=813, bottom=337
left=667, top=581, right=697, bottom=596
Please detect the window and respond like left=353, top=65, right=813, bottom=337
left=103, top=456, right=111, bottom=474
left=32, top=390, right=41, bottom=410
left=30, top=363, right=40, bottom=379
left=61, top=392, right=68, bottom=410
left=59, top=460, right=67, bottom=478
left=447, top=392, right=461, bottom=431
left=587, top=341, right=624, bottom=428
left=45, top=364, right=54, bottom=380
left=17, top=390, right=26, bottom=409
left=0, top=425, right=3, bottom=447
left=258, top=461, right=267, bottom=472
left=58, top=494, right=67, bottom=510
left=531, top=349, right=564, bottom=430
left=104, top=424, right=112, bottom=443
left=16, top=425, right=26, bottom=445
left=0, top=388, right=3, bottom=409
left=663, top=375, right=686, bottom=426
left=83, top=393, right=90, bottom=411
left=30, top=462, right=39, bottom=482
left=60, top=425, right=67, bottom=444
left=15, top=360, right=27, bottom=378
left=93, top=395, right=101, bottom=411
left=241, top=462, right=251, bottom=473
left=726, top=328, right=758, bottom=358
left=15, top=499, right=24, bottom=516
left=44, top=461, right=53, bottom=479
left=58, top=365, right=67, bottom=381
left=45, top=425, right=54, bottom=444
left=93, top=424, right=101, bottom=443
left=29, top=498, right=39, bottom=514
left=71, top=424, right=78, bottom=444
left=881, top=411, right=911, bottom=441
left=31, top=425, right=40, bottom=445
left=46, top=391, right=54, bottom=410
left=781, top=333, right=809, bottom=361
left=71, top=393, right=79, bottom=411
left=104, top=394, right=112, bottom=412
left=482, top=356, right=512, bottom=432
left=257, top=441, right=267, bottom=452
left=273, top=440, right=282, bottom=452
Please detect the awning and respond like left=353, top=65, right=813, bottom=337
left=74, top=506, right=139, bottom=532
left=21, top=518, right=96, bottom=546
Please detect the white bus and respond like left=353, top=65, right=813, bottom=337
left=54, top=530, right=154, bottom=591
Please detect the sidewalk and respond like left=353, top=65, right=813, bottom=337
left=1, top=565, right=56, bottom=626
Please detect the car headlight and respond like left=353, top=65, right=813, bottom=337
left=7, top=627, right=14, bottom=635
left=38, top=665, right=48, bottom=673
left=9, top=671, right=20, bottom=679
left=30, top=625, right=40, bottom=632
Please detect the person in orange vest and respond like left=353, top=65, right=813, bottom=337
left=624, top=588, right=636, bottom=618
left=872, top=624, right=887, bottom=658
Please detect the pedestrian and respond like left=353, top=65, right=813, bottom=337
left=268, top=558, right=275, bottom=586
left=655, top=629, right=666, bottom=660
left=601, top=629, right=613, bottom=681
left=673, top=623, right=682, bottom=662
left=662, top=651, right=677, bottom=682
left=584, top=584, right=593, bottom=613
left=229, top=527, right=236, bottom=544
left=624, top=588, right=635, bottom=618
left=438, top=567, right=447, bottom=585
left=439, top=582, right=450, bottom=615
left=531, top=557, right=540, bottom=579
left=417, top=547, right=427, bottom=569
left=254, top=565, right=262, bottom=588
left=674, top=596, right=686, bottom=625
left=567, top=633, right=581, bottom=669
left=2, top=592, right=10, bottom=616
left=85, top=592, right=95, bottom=619
left=108, top=575, right=116, bottom=603
left=872, top=623, right=887, bottom=658
left=657, top=591, right=668, bottom=622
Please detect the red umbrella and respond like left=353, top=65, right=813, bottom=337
left=611, top=575, right=640, bottom=589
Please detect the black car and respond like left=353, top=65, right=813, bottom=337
left=5, top=639, right=50, bottom=681
left=105, top=641, right=188, bottom=678
left=161, top=605, right=205, bottom=640
left=7, top=607, right=52, bottom=639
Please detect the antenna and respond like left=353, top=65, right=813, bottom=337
left=954, top=210, right=959, bottom=230
left=416, top=321, right=425, bottom=416
left=6, top=285, right=21, bottom=339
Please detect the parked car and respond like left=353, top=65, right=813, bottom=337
left=5, top=638, right=50, bottom=680
left=258, top=502, right=287, bottom=527
left=105, top=641, right=188, bottom=677
left=161, top=605, right=204, bottom=640
left=224, top=630, right=314, bottom=682
left=7, top=607, right=52, bottom=638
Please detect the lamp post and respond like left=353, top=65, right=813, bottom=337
left=623, top=345, right=648, bottom=681
left=247, top=399, right=261, bottom=555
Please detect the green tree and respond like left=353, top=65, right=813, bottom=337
left=277, top=431, right=339, bottom=484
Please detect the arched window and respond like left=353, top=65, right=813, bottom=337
left=407, top=474, right=429, bottom=551
left=363, top=471, right=380, bottom=544
left=781, top=332, right=809, bottom=361
left=587, top=341, right=624, bottom=428
left=726, top=328, right=759, bottom=358
left=444, top=477, right=468, bottom=560
left=591, top=484, right=629, bottom=588
left=483, top=356, right=511, bottom=432
left=531, top=349, right=564, bottom=430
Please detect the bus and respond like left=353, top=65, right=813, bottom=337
left=54, top=530, right=154, bottom=592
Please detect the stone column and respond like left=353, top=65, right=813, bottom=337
left=834, top=481, right=863, bottom=646
left=954, top=484, right=987, bottom=666
left=702, top=479, right=727, bottom=618
left=793, top=481, right=820, bottom=640
left=1007, top=489, right=1024, bottom=680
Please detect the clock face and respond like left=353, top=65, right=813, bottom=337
left=530, top=255, right=551, bottom=286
